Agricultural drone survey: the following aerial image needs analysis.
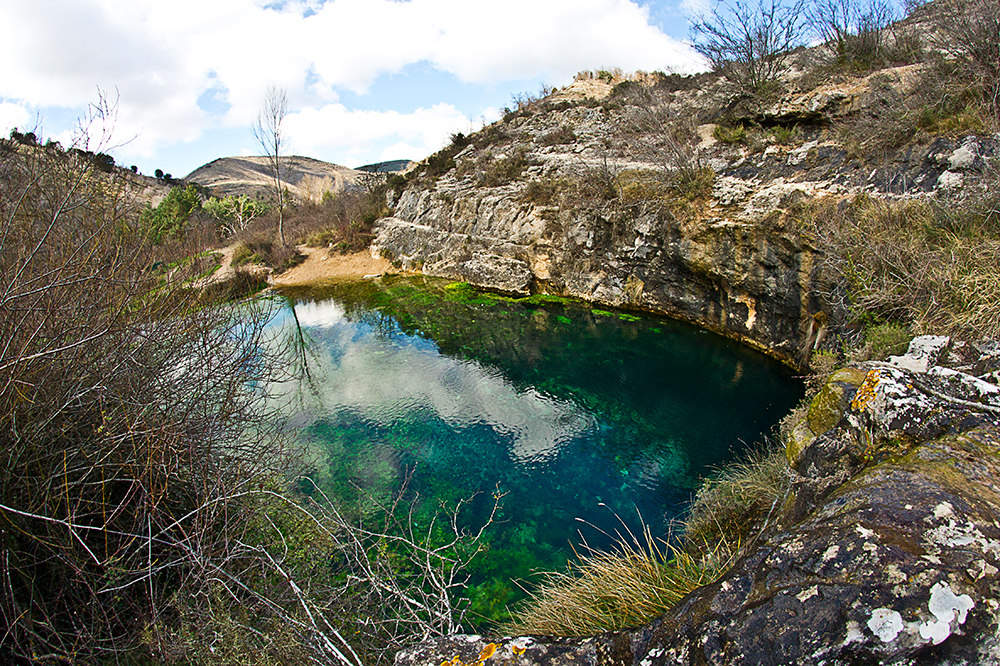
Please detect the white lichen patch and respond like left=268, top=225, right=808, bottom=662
left=933, top=502, right=956, bottom=520
left=926, top=519, right=1000, bottom=557
left=822, top=545, right=840, bottom=562
left=857, top=525, right=876, bottom=539
left=868, top=608, right=905, bottom=643
left=797, top=586, right=819, bottom=603
left=843, top=621, right=865, bottom=646
left=917, top=581, right=975, bottom=646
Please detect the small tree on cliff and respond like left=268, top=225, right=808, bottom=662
left=253, top=86, right=289, bottom=246
left=690, top=0, right=807, bottom=96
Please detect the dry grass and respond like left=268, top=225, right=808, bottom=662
left=796, top=186, right=1000, bottom=340
left=508, top=439, right=792, bottom=637
left=507, top=522, right=735, bottom=636
left=683, top=440, right=792, bottom=556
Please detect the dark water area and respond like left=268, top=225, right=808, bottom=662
left=269, top=275, right=803, bottom=624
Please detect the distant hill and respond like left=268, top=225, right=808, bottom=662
left=355, top=159, right=415, bottom=174
left=184, top=155, right=365, bottom=202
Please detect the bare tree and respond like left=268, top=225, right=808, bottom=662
left=254, top=86, right=289, bottom=246
left=690, top=0, right=807, bottom=96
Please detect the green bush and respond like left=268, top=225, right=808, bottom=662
left=863, top=322, right=912, bottom=360
left=670, top=166, right=716, bottom=202
left=713, top=123, right=748, bottom=144
left=140, top=184, right=204, bottom=243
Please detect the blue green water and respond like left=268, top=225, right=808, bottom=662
left=269, top=276, right=802, bottom=624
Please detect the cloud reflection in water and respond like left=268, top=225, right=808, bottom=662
left=279, top=298, right=596, bottom=464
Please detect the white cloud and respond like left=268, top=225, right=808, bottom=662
left=679, top=0, right=711, bottom=18
left=0, top=0, right=702, bottom=167
left=280, top=299, right=597, bottom=463
left=285, top=102, right=473, bottom=162
left=0, top=102, right=31, bottom=136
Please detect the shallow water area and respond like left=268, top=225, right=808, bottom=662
left=268, top=275, right=802, bottom=623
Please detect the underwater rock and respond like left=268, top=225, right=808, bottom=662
left=423, top=253, right=534, bottom=296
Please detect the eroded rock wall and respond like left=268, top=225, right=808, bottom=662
left=373, top=67, right=992, bottom=368
left=375, top=184, right=826, bottom=365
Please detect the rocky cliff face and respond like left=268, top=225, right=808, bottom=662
left=373, top=67, right=989, bottom=368
left=396, top=337, right=1000, bottom=665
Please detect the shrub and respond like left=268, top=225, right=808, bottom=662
left=140, top=184, right=205, bottom=243
left=616, top=169, right=672, bottom=205
left=768, top=123, right=799, bottom=145
left=931, top=0, right=1000, bottom=126
left=521, top=178, right=563, bottom=206
left=713, top=123, right=749, bottom=144
left=670, top=165, right=716, bottom=201
left=861, top=321, right=912, bottom=360
left=479, top=148, right=528, bottom=187
left=798, top=186, right=1000, bottom=339
left=690, top=0, right=807, bottom=96
left=230, top=240, right=258, bottom=266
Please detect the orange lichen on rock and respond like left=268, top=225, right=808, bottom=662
left=851, top=369, right=881, bottom=412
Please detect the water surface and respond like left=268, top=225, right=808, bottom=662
left=269, top=276, right=802, bottom=622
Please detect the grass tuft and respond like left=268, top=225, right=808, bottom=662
left=507, top=522, right=734, bottom=636
left=683, top=439, right=792, bottom=557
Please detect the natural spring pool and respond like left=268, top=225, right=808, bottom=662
left=267, top=275, right=803, bottom=624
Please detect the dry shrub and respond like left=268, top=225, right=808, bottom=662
left=0, top=105, right=495, bottom=665
left=799, top=187, right=1000, bottom=339
left=930, top=0, right=1000, bottom=126
left=539, top=126, right=577, bottom=147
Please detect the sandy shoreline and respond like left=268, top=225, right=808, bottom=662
left=267, top=246, right=396, bottom=287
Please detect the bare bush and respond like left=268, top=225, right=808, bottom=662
left=806, top=0, right=898, bottom=69
left=931, top=0, right=1000, bottom=125
left=0, top=100, right=495, bottom=664
left=690, top=0, right=808, bottom=96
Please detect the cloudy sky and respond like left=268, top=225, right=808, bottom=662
left=0, top=0, right=705, bottom=178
